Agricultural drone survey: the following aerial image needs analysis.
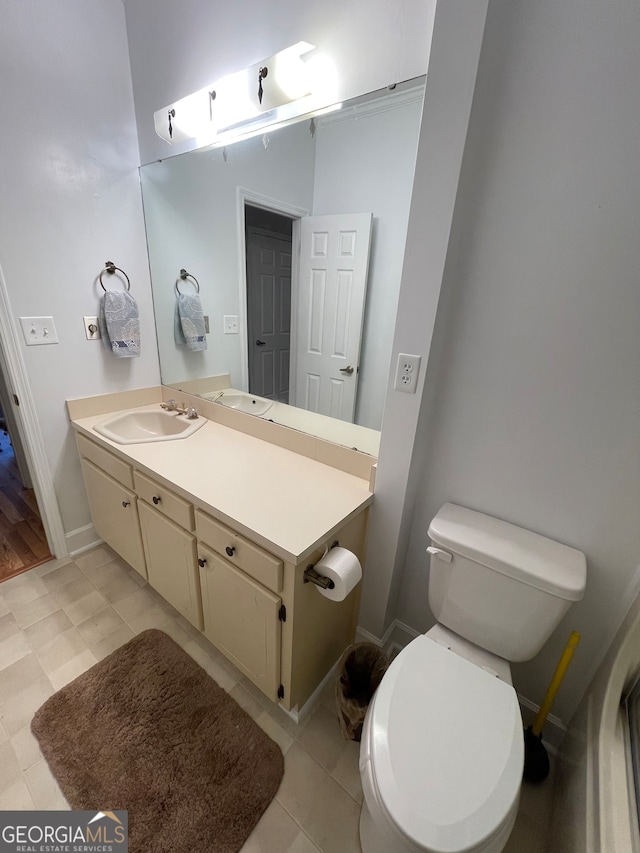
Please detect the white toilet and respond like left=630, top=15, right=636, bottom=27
left=359, top=503, right=586, bottom=853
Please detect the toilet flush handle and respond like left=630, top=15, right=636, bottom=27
left=426, top=546, right=453, bottom=563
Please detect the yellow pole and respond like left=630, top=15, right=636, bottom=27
left=532, top=631, right=581, bottom=737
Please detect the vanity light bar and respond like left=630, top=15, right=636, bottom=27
left=154, top=41, right=329, bottom=148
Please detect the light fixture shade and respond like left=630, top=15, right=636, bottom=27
left=154, top=42, right=330, bottom=147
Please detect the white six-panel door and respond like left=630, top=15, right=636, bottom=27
left=293, top=213, right=372, bottom=422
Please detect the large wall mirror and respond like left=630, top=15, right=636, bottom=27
left=140, top=77, right=424, bottom=456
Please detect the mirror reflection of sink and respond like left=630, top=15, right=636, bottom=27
left=93, top=409, right=206, bottom=444
left=212, top=391, right=273, bottom=416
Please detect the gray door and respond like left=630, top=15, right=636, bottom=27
left=246, top=226, right=292, bottom=402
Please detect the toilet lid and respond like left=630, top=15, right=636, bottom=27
left=367, top=636, right=523, bottom=852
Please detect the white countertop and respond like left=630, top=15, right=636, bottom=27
left=71, top=405, right=373, bottom=564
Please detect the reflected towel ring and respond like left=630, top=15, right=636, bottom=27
left=175, top=268, right=200, bottom=295
left=99, top=261, right=131, bottom=292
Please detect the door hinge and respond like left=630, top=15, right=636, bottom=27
left=278, top=604, right=286, bottom=622
left=277, top=684, right=284, bottom=699
left=12, top=393, right=19, bottom=406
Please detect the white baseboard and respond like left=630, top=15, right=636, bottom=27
left=356, top=619, right=419, bottom=655
left=65, top=523, right=101, bottom=557
left=279, top=654, right=341, bottom=725
left=359, top=617, right=568, bottom=753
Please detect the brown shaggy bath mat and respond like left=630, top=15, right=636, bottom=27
left=31, top=629, right=284, bottom=853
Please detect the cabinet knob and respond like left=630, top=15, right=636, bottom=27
left=198, top=558, right=206, bottom=568
left=122, top=500, right=130, bottom=508
left=152, top=495, right=161, bottom=505
left=225, top=545, right=236, bottom=557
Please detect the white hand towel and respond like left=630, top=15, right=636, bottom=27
left=99, top=291, right=140, bottom=358
left=175, top=292, right=207, bottom=352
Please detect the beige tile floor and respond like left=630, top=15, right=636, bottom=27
left=0, top=546, right=554, bottom=853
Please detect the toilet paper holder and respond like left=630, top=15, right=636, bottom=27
left=303, top=541, right=339, bottom=590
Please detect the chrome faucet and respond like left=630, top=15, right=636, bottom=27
left=160, top=399, right=199, bottom=419
left=209, top=391, right=224, bottom=403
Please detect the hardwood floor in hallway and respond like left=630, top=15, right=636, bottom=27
left=0, top=430, right=53, bottom=583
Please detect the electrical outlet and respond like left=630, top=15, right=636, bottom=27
left=19, top=316, right=59, bottom=346
left=394, top=352, right=421, bottom=394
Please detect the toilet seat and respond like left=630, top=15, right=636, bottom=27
left=362, top=635, right=523, bottom=852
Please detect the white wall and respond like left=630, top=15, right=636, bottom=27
left=397, top=0, right=640, bottom=724
left=123, top=0, right=435, bottom=164
left=0, top=0, right=160, bottom=544
left=312, top=94, right=423, bottom=430
left=358, top=0, right=490, bottom=637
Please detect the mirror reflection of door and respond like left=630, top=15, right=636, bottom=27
left=245, top=205, right=293, bottom=403
left=245, top=204, right=373, bottom=422
left=294, top=212, right=373, bottom=422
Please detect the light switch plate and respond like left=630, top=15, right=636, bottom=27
left=224, top=315, right=239, bottom=334
left=19, top=316, right=59, bottom=346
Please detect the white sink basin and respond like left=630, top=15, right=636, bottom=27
left=216, top=392, right=274, bottom=416
left=93, top=409, right=206, bottom=444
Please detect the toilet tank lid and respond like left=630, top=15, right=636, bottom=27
left=428, top=503, right=586, bottom=601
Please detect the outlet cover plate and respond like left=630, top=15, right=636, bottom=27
left=394, top=352, right=421, bottom=393
left=83, top=316, right=101, bottom=340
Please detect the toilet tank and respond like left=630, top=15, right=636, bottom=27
left=427, top=504, right=586, bottom=662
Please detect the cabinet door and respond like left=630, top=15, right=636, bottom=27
left=198, top=544, right=281, bottom=702
left=81, top=459, right=146, bottom=578
left=138, top=501, right=203, bottom=630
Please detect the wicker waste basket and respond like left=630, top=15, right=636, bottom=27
left=335, top=642, right=389, bottom=741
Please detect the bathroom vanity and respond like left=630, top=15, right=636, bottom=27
left=68, top=390, right=374, bottom=715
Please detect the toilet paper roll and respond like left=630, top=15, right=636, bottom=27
left=314, top=547, right=362, bottom=601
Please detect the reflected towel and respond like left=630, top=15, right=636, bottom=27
left=99, top=291, right=140, bottom=358
left=175, top=292, right=207, bottom=352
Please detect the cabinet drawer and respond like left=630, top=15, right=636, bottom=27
left=134, top=471, right=194, bottom=531
left=76, top=434, right=133, bottom=489
left=195, top=510, right=283, bottom=593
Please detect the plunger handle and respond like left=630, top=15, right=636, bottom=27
left=532, top=630, right=580, bottom=737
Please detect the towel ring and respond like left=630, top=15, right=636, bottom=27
left=175, top=269, right=200, bottom=295
left=99, top=261, right=131, bottom=292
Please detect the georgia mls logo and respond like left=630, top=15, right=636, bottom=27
left=86, top=811, right=126, bottom=842
left=0, top=810, right=128, bottom=852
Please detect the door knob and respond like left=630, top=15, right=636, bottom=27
left=152, top=495, right=161, bottom=505
left=339, top=365, right=354, bottom=375
left=122, top=501, right=130, bottom=508
left=198, top=558, right=206, bottom=568
left=256, top=340, right=266, bottom=346
left=225, top=546, right=236, bottom=557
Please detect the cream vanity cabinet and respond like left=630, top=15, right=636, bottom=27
left=76, top=435, right=146, bottom=578
left=75, top=429, right=370, bottom=713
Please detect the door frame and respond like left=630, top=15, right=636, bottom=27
left=236, top=188, right=308, bottom=393
left=0, top=262, right=67, bottom=558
